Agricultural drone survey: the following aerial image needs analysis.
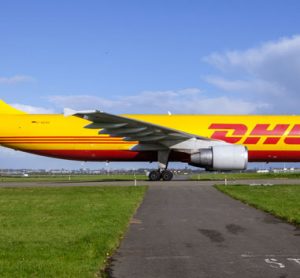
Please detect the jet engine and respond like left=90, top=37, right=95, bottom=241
left=189, top=145, right=248, bottom=170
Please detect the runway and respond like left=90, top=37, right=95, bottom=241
left=0, top=179, right=299, bottom=277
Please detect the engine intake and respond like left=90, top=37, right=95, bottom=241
left=189, top=145, right=248, bottom=170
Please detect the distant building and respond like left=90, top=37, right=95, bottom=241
left=256, top=169, right=269, bottom=173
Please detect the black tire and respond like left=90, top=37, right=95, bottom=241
left=148, top=170, right=161, bottom=181
left=161, top=170, right=173, bottom=181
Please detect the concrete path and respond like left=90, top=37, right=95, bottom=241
left=109, top=183, right=300, bottom=278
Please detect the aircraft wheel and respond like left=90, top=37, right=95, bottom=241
left=161, top=170, right=173, bottom=181
left=148, top=170, right=161, bottom=181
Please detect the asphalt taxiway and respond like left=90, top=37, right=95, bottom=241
left=107, top=181, right=300, bottom=278
left=1, top=179, right=299, bottom=277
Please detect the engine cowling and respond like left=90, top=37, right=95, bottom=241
left=189, top=145, right=248, bottom=170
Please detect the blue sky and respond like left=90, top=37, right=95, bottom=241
left=1, top=0, right=300, bottom=169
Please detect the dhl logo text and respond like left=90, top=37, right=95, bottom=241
left=209, top=124, right=300, bottom=145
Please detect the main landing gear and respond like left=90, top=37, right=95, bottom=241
left=148, top=169, right=173, bottom=181
left=148, top=150, right=173, bottom=181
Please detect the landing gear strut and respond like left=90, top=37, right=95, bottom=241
left=148, top=150, right=173, bottom=181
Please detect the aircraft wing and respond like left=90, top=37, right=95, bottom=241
left=69, top=110, right=211, bottom=144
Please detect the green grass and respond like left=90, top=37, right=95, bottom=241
left=0, top=174, right=147, bottom=183
left=0, top=186, right=147, bottom=277
left=216, top=184, right=300, bottom=225
left=191, top=172, right=300, bottom=181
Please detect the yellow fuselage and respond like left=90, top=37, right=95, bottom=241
left=1, top=113, right=300, bottom=163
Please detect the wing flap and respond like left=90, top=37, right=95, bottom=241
left=85, top=123, right=128, bottom=129
left=99, top=126, right=148, bottom=135
left=73, top=110, right=211, bottom=145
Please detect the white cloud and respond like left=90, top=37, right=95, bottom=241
left=48, top=88, right=263, bottom=114
left=204, top=76, right=286, bottom=97
left=0, top=75, right=35, bottom=84
left=204, top=35, right=300, bottom=113
left=11, top=103, right=54, bottom=114
left=48, top=95, right=125, bottom=111
left=204, top=35, right=300, bottom=73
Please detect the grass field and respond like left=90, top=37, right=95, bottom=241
left=0, top=174, right=147, bottom=182
left=191, top=172, right=300, bottom=181
left=0, top=186, right=146, bottom=277
left=216, top=184, right=300, bottom=225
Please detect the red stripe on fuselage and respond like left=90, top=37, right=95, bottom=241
left=26, top=149, right=157, bottom=161
left=1, top=141, right=132, bottom=144
left=20, top=149, right=300, bottom=163
left=24, top=149, right=190, bottom=162
left=248, top=150, right=300, bottom=162
left=0, top=136, right=118, bottom=138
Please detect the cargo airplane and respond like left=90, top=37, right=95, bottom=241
left=0, top=99, right=299, bottom=181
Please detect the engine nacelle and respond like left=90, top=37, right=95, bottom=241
left=189, top=145, right=248, bottom=170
